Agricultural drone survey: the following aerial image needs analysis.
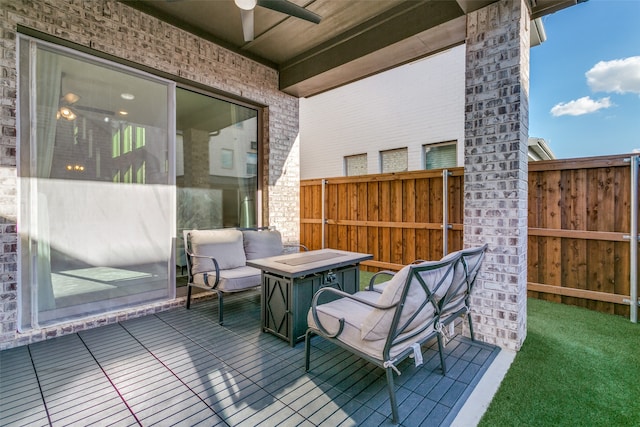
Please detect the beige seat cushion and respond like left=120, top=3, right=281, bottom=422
left=189, top=229, right=246, bottom=274
left=308, top=290, right=437, bottom=361
left=193, top=265, right=261, bottom=292
left=242, top=229, right=284, bottom=260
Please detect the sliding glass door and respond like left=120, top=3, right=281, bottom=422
left=18, top=36, right=176, bottom=328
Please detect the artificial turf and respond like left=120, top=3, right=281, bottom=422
left=479, top=297, right=640, bottom=426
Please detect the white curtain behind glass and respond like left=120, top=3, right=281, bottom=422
left=34, top=48, right=62, bottom=311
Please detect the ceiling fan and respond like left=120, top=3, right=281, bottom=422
left=234, top=0, right=322, bottom=42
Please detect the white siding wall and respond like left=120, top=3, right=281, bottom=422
left=300, top=45, right=465, bottom=179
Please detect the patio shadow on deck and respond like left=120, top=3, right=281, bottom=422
left=0, top=290, right=499, bottom=426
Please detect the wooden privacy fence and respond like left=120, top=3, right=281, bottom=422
left=528, top=155, right=639, bottom=318
left=300, top=154, right=640, bottom=319
left=300, top=169, right=464, bottom=271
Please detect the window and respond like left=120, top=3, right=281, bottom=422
left=246, top=152, right=258, bottom=175
left=176, top=88, right=259, bottom=234
left=345, top=154, right=367, bottom=176
left=221, top=148, right=234, bottom=169
left=380, top=148, right=408, bottom=173
left=18, top=35, right=175, bottom=328
left=424, top=141, right=457, bottom=170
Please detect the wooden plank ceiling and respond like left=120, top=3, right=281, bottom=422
left=122, top=0, right=583, bottom=97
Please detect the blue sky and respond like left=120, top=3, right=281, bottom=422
left=529, top=0, right=640, bottom=159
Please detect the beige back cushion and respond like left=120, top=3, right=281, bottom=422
left=360, top=259, right=456, bottom=341
left=440, top=250, right=466, bottom=305
left=441, top=247, right=485, bottom=314
left=189, top=229, right=246, bottom=273
left=242, top=229, right=284, bottom=260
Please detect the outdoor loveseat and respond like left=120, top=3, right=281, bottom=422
left=304, top=244, right=488, bottom=424
left=183, top=227, right=306, bottom=324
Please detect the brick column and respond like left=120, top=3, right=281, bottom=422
left=464, top=0, right=530, bottom=350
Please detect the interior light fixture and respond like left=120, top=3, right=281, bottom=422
left=234, top=0, right=257, bottom=10
left=62, top=92, right=80, bottom=104
left=120, top=93, right=135, bottom=101
left=118, top=110, right=128, bottom=116
left=58, top=106, right=77, bottom=121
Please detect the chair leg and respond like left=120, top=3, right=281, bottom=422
left=186, top=285, right=192, bottom=309
left=385, top=367, right=400, bottom=424
left=217, top=291, right=224, bottom=325
left=467, top=312, right=475, bottom=341
left=304, top=330, right=314, bottom=372
left=437, top=333, right=447, bottom=375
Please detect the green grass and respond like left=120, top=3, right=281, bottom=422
left=359, top=270, right=376, bottom=290
left=479, top=298, right=640, bottom=426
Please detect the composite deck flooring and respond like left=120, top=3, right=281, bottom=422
left=0, top=290, right=499, bottom=426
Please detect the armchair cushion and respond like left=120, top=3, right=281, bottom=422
left=360, top=265, right=410, bottom=341
left=192, top=265, right=262, bottom=292
left=242, top=229, right=284, bottom=260
left=308, top=290, right=438, bottom=360
left=440, top=245, right=487, bottom=319
left=189, top=229, right=246, bottom=273
left=361, top=259, right=455, bottom=341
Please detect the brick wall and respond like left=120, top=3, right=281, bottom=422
left=0, top=0, right=300, bottom=349
left=463, top=0, right=530, bottom=351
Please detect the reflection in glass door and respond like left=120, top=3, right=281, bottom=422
left=175, top=88, right=259, bottom=274
left=18, top=36, right=175, bottom=328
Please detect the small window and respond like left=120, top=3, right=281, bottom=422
left=424, top=141, right=457, bottom=170
left=246, top=152, right=257, bottom=175
left=380, top=148, right=408, bottom=173
left=344, top=153, right=367, bottom=176
left=221, top=148, right=234, bottom=169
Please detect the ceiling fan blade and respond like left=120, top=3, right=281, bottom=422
left=240, top=8, right=255, bottom=41
left=258, top=0, right=321, bottom=24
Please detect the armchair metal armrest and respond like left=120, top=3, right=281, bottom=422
left=367, top=270, right=396, bottom=291
left=309, top=287, right=398, bottom=338
left=185, top=250, right=221, bottom=289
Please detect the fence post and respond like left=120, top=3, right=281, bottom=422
left=321, top=179, right=327, bottom=249
left=442, top=169, right=453, bottom=256
left=629, top=155, right=639, bottom=323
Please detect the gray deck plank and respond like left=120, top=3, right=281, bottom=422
left=0, top=409, right=50, bottom=427
left=0, top=290, right=499, bottom=427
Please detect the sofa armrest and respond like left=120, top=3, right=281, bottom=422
left=185, top=250, right=221, bottom=289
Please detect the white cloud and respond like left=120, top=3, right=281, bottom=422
left=550, top=96, right=612, bottom=117
left=586, top=56, right=640, bottom=95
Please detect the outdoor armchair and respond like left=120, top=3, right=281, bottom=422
left=304, top=254, right=461, bottom=424
left=183, top=227, right=305, bottom=324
